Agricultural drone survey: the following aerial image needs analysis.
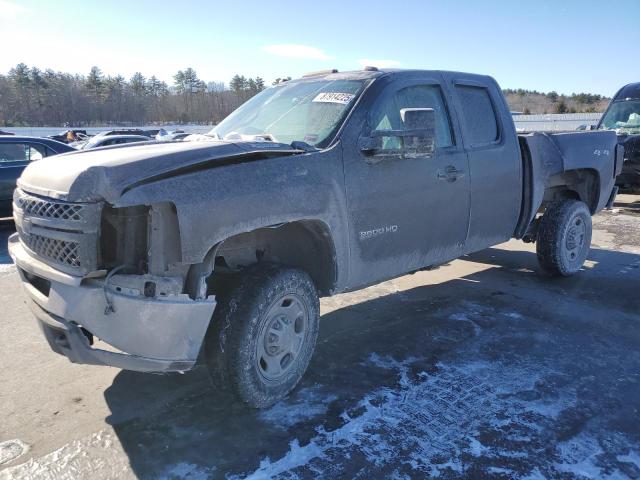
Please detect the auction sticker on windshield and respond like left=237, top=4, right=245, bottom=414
left=312, top=92, right=355, bottom=104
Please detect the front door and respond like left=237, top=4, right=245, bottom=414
left=342, top=75, right=471, bottom=288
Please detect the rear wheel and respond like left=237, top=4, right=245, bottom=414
left=536, top=199, right=592, bottom=276
left=205, top=264, right=320, bottom=408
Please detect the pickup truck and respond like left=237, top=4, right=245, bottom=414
left=9, top=68, right=623, bottom=408
left=596, top=81, right=640, bottom=189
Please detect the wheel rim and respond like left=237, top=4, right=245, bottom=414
left=563, top=214, right=587, bottom=263
left=257, top=294, right=308, bottom=382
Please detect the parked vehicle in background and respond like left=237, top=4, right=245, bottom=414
left=156, top=129, right=190, bottom=142
left=597, top=82, right=640, bottom=189
left=92, top=129, right=159, bottom=139
left=169, top=132, right=191, bottom=141
left=47, top=130, right=90, bottom=144
left=0, top=130, right=15, bottom=136
left=9, top=68, right=621, bottom=408
left=81, top=134, right=151, bottom=150
left=0, top=136, right=75, bottom=217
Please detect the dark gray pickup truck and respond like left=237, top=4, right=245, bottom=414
left=9, top=69, right=623, bottom=407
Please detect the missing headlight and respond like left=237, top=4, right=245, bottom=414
left=100, top=205, right=149, bottom=273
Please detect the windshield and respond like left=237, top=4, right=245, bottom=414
left=83, top=136, right=103, bottom=149
left=600, top=99, right=640, bottom=134
left=209, top=78, right=367, bottom=147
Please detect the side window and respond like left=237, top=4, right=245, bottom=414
left=370, top=84, right=454, bottom=152
left=454, top=85, right=499, bottom=145
left=0, top=143, right=29, bottom=162
left=27, top=144, right=46, bottom=161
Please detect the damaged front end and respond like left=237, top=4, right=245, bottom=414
left=9, top=189, right=216, bottom=373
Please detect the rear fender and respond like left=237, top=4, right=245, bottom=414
left=515, top=131, right=617, bottom=238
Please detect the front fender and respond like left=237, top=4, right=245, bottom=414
left=116, top=146, right=350, bottom=291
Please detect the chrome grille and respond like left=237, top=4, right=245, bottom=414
left=16, top=196, right=85, bottom=221
left=18, top=230, right=81, bottom=268
left=13, top=189, right=102, bottom=275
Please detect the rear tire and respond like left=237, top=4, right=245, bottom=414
left=204, top=264, right=320, bottom=408
left=536, top=199, right=592, bottom=276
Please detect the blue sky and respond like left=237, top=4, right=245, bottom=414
left=1, top=0, right=638, bottom=95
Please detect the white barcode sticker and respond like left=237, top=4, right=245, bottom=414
left=312, top=92, right=355, bottom=104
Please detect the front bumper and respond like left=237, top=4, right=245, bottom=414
left=616, top=161, right=640, bottom=188
left=9, top=233, right=216, bottom=373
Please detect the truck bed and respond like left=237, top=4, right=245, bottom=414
left=515, top=130, right=622, bottom=238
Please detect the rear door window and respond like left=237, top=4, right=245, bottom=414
left=455, top=85, right=499, bottom=146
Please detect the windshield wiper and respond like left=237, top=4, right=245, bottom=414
left=290, top=141, right=318, bottom=152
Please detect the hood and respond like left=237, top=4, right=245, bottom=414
left=18, top=139, right=303, bottom=203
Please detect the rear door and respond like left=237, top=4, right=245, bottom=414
left=443, top=74, right=522, bottom=252
left=342, top=73, right=471, bottom=288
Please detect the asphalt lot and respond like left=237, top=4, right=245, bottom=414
left=1, top=196, right=639, bottom=479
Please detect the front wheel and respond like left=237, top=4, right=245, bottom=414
left=536, top=199, right=592, bottom=276
left=204, top=264, right=320, bottom=408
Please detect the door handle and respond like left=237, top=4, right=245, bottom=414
left=437, top=166, right=465, bottom=182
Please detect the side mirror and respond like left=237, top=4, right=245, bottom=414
left=359, top=108, right=436, bottom=157
left=400, top=108, right=436, bottom=156
left=401, top=108, right=435, bottom=131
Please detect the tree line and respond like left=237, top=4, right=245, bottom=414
left=0, top=64, right=271, bottom=127
left=502, top=88, right=610, bottom=115
left=0, top=63, right=612, bottom=126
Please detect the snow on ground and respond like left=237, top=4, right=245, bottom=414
left=0, top=431, right=131, bottom=480
left=233, top=301, right=640, bottom=479
left=2, top=210, right=639, bottom=479
left=3, top=298, right=639, bottom=479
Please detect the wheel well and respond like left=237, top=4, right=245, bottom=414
left=542, top=168, right=600, bottom=213
left=212, top=220, right=337, bottom=296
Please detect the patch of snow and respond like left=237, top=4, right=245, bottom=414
left=0, top=430, right=131, bottom=480
left=487, top=466, right=515, bottom=475
left=158, top=462, right=214, bottom=480
left=0, top=439, right=29, bottom=465
left=240, top=355, right=583, bottom=478
left=240, top=439, right=326, bottom=480
left=618, top=450, right=640, bottom=468
left=467, top=436, right=487, bottom=457
left=448, top=312, right=482, bottom=336
left=553, top=432, right=627, bottom=479
left=521, top=467, right=547, bottom=480
left=259, top=386, right=337, bottom=429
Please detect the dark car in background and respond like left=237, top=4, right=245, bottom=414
left=598, top=82, right=640, bottom=189
left=0, top=136, right=75, bottom=217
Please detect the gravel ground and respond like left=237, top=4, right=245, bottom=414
left=0, top=196, right=639, bottom=479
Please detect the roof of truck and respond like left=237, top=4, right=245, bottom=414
left=613, top=82, right=640, bottom=101
left=298, top=68, right=493, bottom=83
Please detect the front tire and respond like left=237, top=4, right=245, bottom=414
left=536, top=199, right=592, bottom=276
left=205, top=264, right=320, bottom=408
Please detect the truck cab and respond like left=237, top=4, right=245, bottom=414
left=340, top=70, right=523, bottom=287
